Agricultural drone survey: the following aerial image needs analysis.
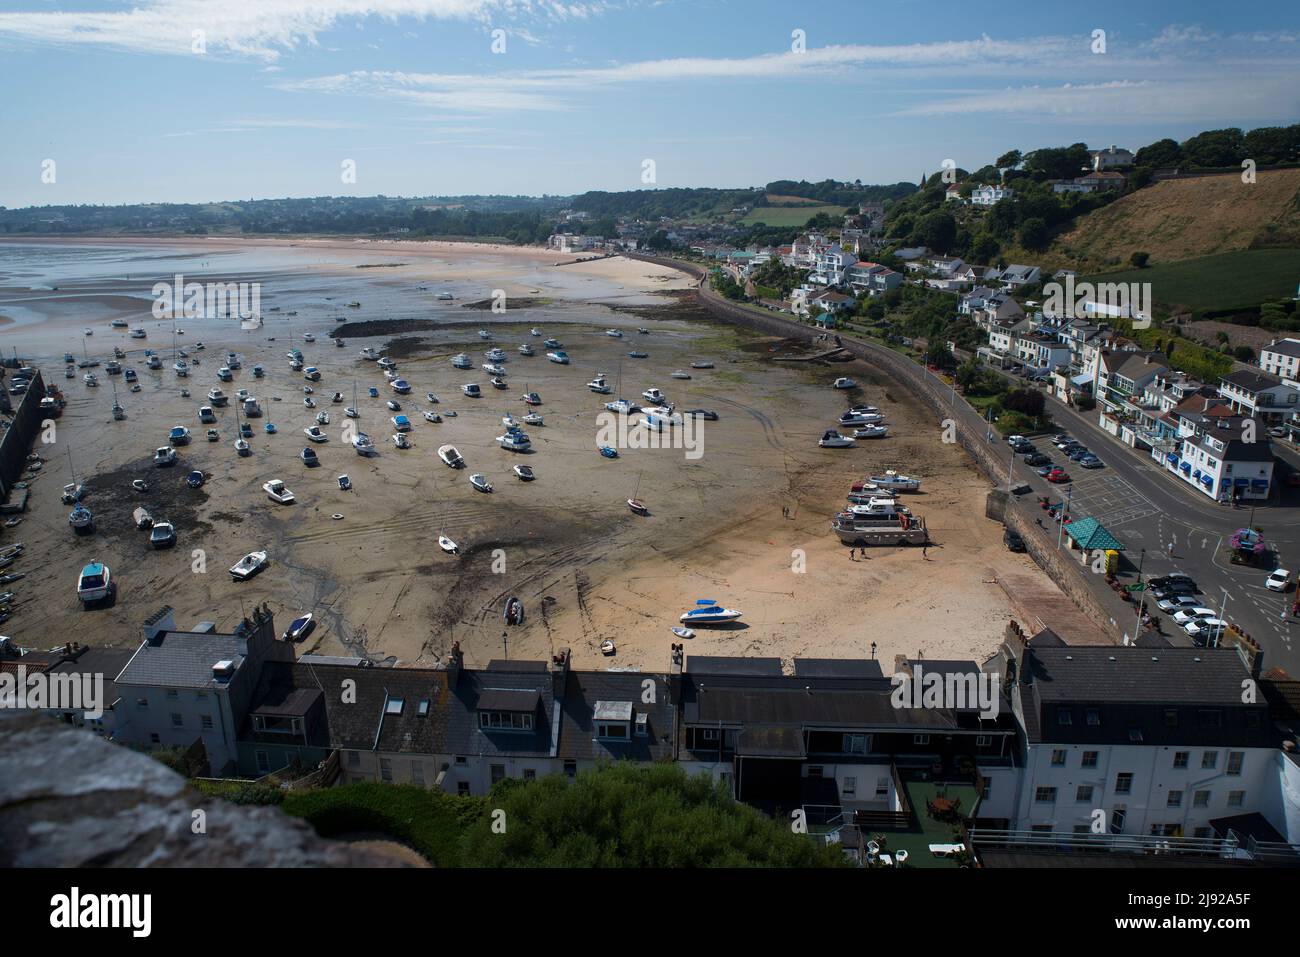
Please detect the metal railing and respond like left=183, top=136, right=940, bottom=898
left=969, top=827, right=1300, bottom=864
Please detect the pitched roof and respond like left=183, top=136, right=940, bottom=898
left=556, top=671, right=675, bottom=762
left=116, top=631, right=249, bottom=690
left=1262, top=339, right=1300, bottom=359
left=1221, top=369, right=1286, bottom=393
left=1063, top=516, right=1125, bottom=551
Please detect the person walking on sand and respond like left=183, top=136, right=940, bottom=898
left=922, top=543, right=929, bottom=560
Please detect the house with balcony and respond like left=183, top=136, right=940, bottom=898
left=1218, top=370, right=1300, bottom=427
left=1259, top=339, right=1300, bottom=388
left=971, top=293, right=1026, bottom=333
left=992, top=264, right=1041, bottom=290
left=1157, top=399, right=1274, bottom=501
left=809, top=244, right=856, bottom=287
left=846, top=261, right=903, bottom=297
left=969, top=184, right=1015, bottom=206
left=986, top=627, right=1289, bottom=843
left=1013, top=332, right=1073, bottom=376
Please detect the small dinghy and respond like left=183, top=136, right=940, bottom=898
left=281, top=614, right=313, bottom=642
left=423, top=411, right=441, bottom=423
left=316, top=410, right=330, bottom=425
left=229, top=550, right=269, bottom=581
left=513, top=464, right=535, bottom=481
left=600, top=639, right=616, bottom=656
left=132, top=479, right=149, bottom=493
left=387, top=400, right=400, bottom=412
left=304, top=397, right=316, bottom=409
left=438, top=445, right=464, bottom=468
left=337, top=474, right=352, bottom=491
left=491, top=377, right=508, bottom=390
left=469, top=473, right=493, bottom=493
left=522, top=412, right=543, bottom=426
left=628, top=351, right=648, bottom=359
left=235, top=438, right=251, bottom=456
left=671, top=370, right=691, bottom=379
left=425, top=393, right=439, bottom=404
left=671, top=626, right=695, bottom=640
left=628, top=498, right=649, bottom=516
left=503, top=597, right=524, bottom=626
left=186, top=470, right=204, bottom=489
left=438, top=535, right=459, bottom=554
left=133, top=506, right=153, bottom=530
left=331, top=392, right=344, bottom=403
left=345, top=406, right=359, bottom=418
left=599, top=446, right=618, bottom=458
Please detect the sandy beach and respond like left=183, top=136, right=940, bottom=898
left=0, top=238, right=1049, bottom=672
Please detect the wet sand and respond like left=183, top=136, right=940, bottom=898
left=0, top=240, right=1047, bottom=672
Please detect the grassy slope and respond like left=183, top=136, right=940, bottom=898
left=1082, top=248, right=1300, bottom=315
left=740, top=205, right=845, bottom=227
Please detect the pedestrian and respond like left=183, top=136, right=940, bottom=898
left=849, top=547, right=855, bottom=561
left=1035, top=518, right=1044, bottom=528
left=922, top=544, right=929, bottom=560
left=1167, top=541, right=1175, bottom=557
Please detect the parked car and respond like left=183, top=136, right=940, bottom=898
left=1004, top=529, right=1026, bottom=552
left=1156, top=594, right=1202, bottom=613
left=1172, top=607, right=1218, bottom=626
left=1152, top=583, right=1198, bottom=601
left=1007, top=434, right=1028, bottom=447
left=1024, top=452, right=1051, bottom=467
left=1149, top=574, right=1196, bottom=591
left=1046, top=468, right=1071, bottom=484
left=1266, top=568, right=1292, bottom=592
left=1068, top=448, right=1092, bottom=461
left=1184, top=618, right=1227, bottom=645
left=1079, top=455, right=1104, bottom=469
left=1036, top=464, right=1056, bottom=477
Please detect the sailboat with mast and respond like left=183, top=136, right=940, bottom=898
left=627, top=471, right=648, bottom=515
left=110, top=377, right=125, bottom=420
left=172, top=327, right=188, bottom=377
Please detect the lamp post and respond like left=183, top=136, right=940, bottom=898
left=1129, top=548, right=1147, bottom=646
left=1056, top=483, right=1074, bottom=550
left=1216, top=587, right=1230, bottom=649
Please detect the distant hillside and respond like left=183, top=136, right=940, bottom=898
left=1045, top=169, right=1300, bottom=273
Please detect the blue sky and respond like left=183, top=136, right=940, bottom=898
left=0, top=0, right=1297, bottom=207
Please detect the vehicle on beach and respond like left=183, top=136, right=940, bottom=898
left=514, top=464, right=535, bottom=481
left=469, top=473, right=493, bottom=492
left=679, top=600, right=742, bottom=625
left=76, top=562, right=112, bottom=604
left=819, top=430, right=854, bottom=448
left=229, top=550, right=270, bottom=581
left=546, top=351, right=570, bottom=364
left=438, top=445, right=464, bottom=468
left=282, top=614, right=314, bottom=642
left=149, top=520, right=176, bottom=549
left=263, top=480, right=295, bottom=504
left=154, top=446, right=177, bottom=466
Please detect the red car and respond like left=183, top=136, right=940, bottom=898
left=1047, top=468, right=1071, bottom=484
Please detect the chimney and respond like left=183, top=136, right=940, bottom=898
left=446, top=641, right=464, bottom=688
left=668, top=643, right=685, bottom=702
left=550, top=646, right=570, bottom=701
left=143, top=606, right=175, bottom=645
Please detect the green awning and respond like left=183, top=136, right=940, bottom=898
left=1063, top=516, right=1125, bottom=551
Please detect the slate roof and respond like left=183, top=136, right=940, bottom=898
left=1262, top=339, right=1300, bottom=359
left=685, top=656, right=783, bottom=677
left=44, top=648, right=135, bottom=708
left=116, top=631, right=249, bottom=690
left=556, top=670, right=675, bottom=762
left=1221, top=369, right=1286, bottom=393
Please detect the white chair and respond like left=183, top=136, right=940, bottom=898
left=896, top=849, right=909, bottom=866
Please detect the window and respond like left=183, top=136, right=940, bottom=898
left=1115, top=773, right=1133, bottom=794
left=1193, top=790, right=1210, bottom=808
left=411, top=764, right=425, bottom=786
left=843, top=776, right=857, bottom=797
left=170, top=713, right=183, bottom=728
left=200, top=715, right=213, bottom=730
left=876, top=777, right=890, bottom=799
left=379, top=758, right=392, bottom=782
left=479, top=710, right=533, bottom=731
left=490, top=765, right=506, bottom=784
left=976, top=735, right=992, bottom=747
left=136, top=698, right=149, bottom=710
left=1167, top=790, right=1183, bottom=808
left=347, top=751, right=360, bottom=768
left=455, top=755, right=467, bottom=766
left=1194, top=827, right=1212, bottom=839
left=981, top=778, right=991, bottom=800
left=166, top=689, right=179, bottom=700
left=843, top=733, right=869, bottom=754
left=1081, top=751, right=1099, bottom=768
left=1110, top=808, right=1127, bottom=834
left=1073, top=825, right=1092, bottom=835
left=1057, top=709, right=1072, bottom=726
left=913, top=734, right=930, bottom=746
left=1086, top=708, right=1100, bottom=726
left=1034, top=787, right=1057, bottom=803
left=701, top=728, right=719, bottom=743
left=1227, top=791, right=1245, bottom=807
left=1199, top=709, right=1222, bottom=728
left=457, top=781, right=471, bottom=796
left=1164, top=709, right=1178, bottom=727
left=1128, top=729, right=1143, bottom=743
left=1076, top=785, right=1093, bottom=803
left=563, top=760, right=577, bottom=778
left=256, top=750, right=269, bottom=772
left=807, top=766, right=824, bottom=778
left=1031, top=824, right=1053, bottom=834
left=150, top=733, right=160, bottom=745
left=1227, top=752, right=1244, bottom=776
left=1173, top=751, right=1189, bottom=769
left=417, top=699, right=429, bottom=717
left=635, top=714, right=648, bottom=738
left=523, top=768, right=536, bottom=781
left=1201, top=751, right=1218, bottom=770
left=596, top=722, right=629, bottom=740
left=1051, top=749, right=1067, bottom=767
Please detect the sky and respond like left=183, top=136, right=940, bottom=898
left=0, top=0, right=1297, bottom=207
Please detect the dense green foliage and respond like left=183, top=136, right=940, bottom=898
left=277, top=765, right=845, bottom=868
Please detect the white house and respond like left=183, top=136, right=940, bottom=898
left=1217, top=370, right=1300, bottom=427
left=1090, top=145, right=1134, bottom=170
left=969, top=184, right=1015, bottom=206
left=1259, top=339, right=1300, bottom=389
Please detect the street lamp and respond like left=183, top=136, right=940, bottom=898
left=1129, top=548, right=1147, bottom=646
left=1216, top=588, right=1230, bottom=649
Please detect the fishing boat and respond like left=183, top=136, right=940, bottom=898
left=497, top=429, right=530, bottom=452
left=469, top=473, right=493, bottom=493
left=503, top=597, right=524, bottom=626
left=690, top=360, right=714, bottom=369
left=485, top=348, right=507, bottom=362
left=605, top=329, right=623, bottom=338
left=543, top=337, right=562, bottom=348
left=150, top=520, right=177, bottom=548
left=235, top=439, right=251, bottom=456
left=671, top=626, right=695, bottom=640
left=300, top=447, right=319, bottom=466
left=628, top=351, right=648, bottom=359
left=360, top=347, right=379, bottom=361
left=518, top=344, right=535, bottom=357
left=263, top=480, right=295, bottom=504
left=77, top=562, right=112, bottom=603
left=513, top=464, right=535, bottom=481
left=482, top=363, right=506, bottom=376
left=229, top=550, right=269, bottom=581
left=819, top=430, right=854, bottom=448
left=833, top=377, right=857, bottom=390
left=304, top=426, right=329, bottom=442
left=522, top=412, right=543, bottom=426
left=69, top=503, right=94, bottom=531
left=207, top=387, right=229, bottom=406
left=206, top=428, right=220, bottom=441
left=839, top=411, right=883, bottom=426
left=671, top=370, right=691, bottom=380
left=393, top=431, right=414, bottom=449
left=521, top=391, right=541, bottom=406
left=605, top=398, right=638, bottom=414
left=530, top=328, right=542, bottom=337
left=316, top=410, right=330, bottom=425
left=868, top=470, right=921, bottom=492
left=477, top=329, right=492, bottom=340
left=546, top=351, right=569, bottom=364
left=438, top=534, right=458, bottom=554
left=352, top=432, right=375, bottom=455
left=423, top=411, right=441, bottom=423
left=154, top=445, right=177, bottom=466
left=337, top=474, right=351, bottom=491
left=588, top=375, right=612, bottom=394
left=451, top=353, right=473, bottom=369
left=853, top=424, right=889, bottom=439
left=679, top=600, right=742, bottom=624
left=438, top=445, right=464, bottom=468
left=392, top=415, right=411, bottom=432
left=600, top=640, right=616, bottom=656
left=281, top=613, right=314, bottom=642
left=331, top=392, right=344, bottom=403
left=133, top=506, right=153, bottom=529
left=641, top=388, right=666, bottom=405
left=462, top=383, right=481, bottom=398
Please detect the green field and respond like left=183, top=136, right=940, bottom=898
left=740, top=205, right=845, bottom=227
left=1085, top=247, right=1300, bottom=316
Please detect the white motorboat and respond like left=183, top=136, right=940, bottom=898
left=853, top=424, right=889, bottom=439
left=601, top=640, right=616, bottom=656
left=546, top=351, right=569, bottom=364
left=451, top=353, right=473, bottom=369
left=519, top=344, right=535, bottom=357
left=690, top=361, right=714, bottom=369
left=478, top=329, right=492, bottom=340
left=282, top=613, right=313, bottom=642
left=544, top=337, right=562, bottom=348
left=345, top=406, right=359, bottom=418
left=426, top=393, right=439, bottom=404
left=605, top=398, right=639, bottom=415
left=513, top=464, right=535, bottom=481
left=69, top=503, right=94, bottom=531
left=641, top=388, right=666, bottom=404
left=359, top=347, right=379, bottom=360
left=130, top=328, right=146, bottom=339
left=839, top=411, right=884, bottom=426
left=84, top=372, right=99, bottom=387
left=438, top=445, right=464, bottom=468
left=482, top=363, right=506, bottom=376
left=438, top=534, right=459, bottom=554
left=153, top=446, right=177, bottom=466
left=316, top=410, right=330, bottom=425
left=605, top=329, right=623, bottom=338
left=304, top=426, right=329, bottom=442
left=469, top=473, right=493, bottom=492
left=423, top=411, right=442, bottom=423
left=497, top=430, right=531, bottom=451
left=530, top=328, right=542, bottom=337
left=377, top=357, right=396, bottom=369
left=588, top=375, right=612, bottom=394
left=229, top=550, right=269, bottom=580
left=235, top=439, right=251, bottom=456
left=833, top=377, right=857, bottom=390
left=462, top=383, right=481, bottom=397
left=819, top=430, right=855, bottom=448
left=207, top=388, right=229, bottom=406
left=868, top=470, right=921, bottom=492
left=263, top=480, right=295, bottom=504
left=679, top=600, right=742, bottom=625
left=671, top=370, right=691, bottom=380
left=521, top=391, right=541, bottom=406
left=352, top=432, right=375, bottom=455
left=392, top=432, right=412, bottom=449
left=522, top=412, right=543, bottom=426
left=302, top=333, right=316, bottom=343
left=485, top=348, right=507, bottom=362
left=502, top=413, right=519, bottom=429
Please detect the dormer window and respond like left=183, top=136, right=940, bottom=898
left=477, top=689, right=540, bottom=733
left=594, top=700, right=634, bottom=740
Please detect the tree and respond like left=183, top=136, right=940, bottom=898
left=459, top=763, right=847, bottom=867
left=955, top=357, right=982, bottom=393
left=1002, top=388, right=1045, bottom=417
left=995, top=149, right=1023, bottom=171
left=1019, top=217, right=1050, bottom=251
left=1181, top=128, right=1245, bottom=168
left=917, top=209, right=957, bottom=253
left=1134, top=138, right=1182, bottom=168
left=1129, top=251, right=1150, bottom=269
